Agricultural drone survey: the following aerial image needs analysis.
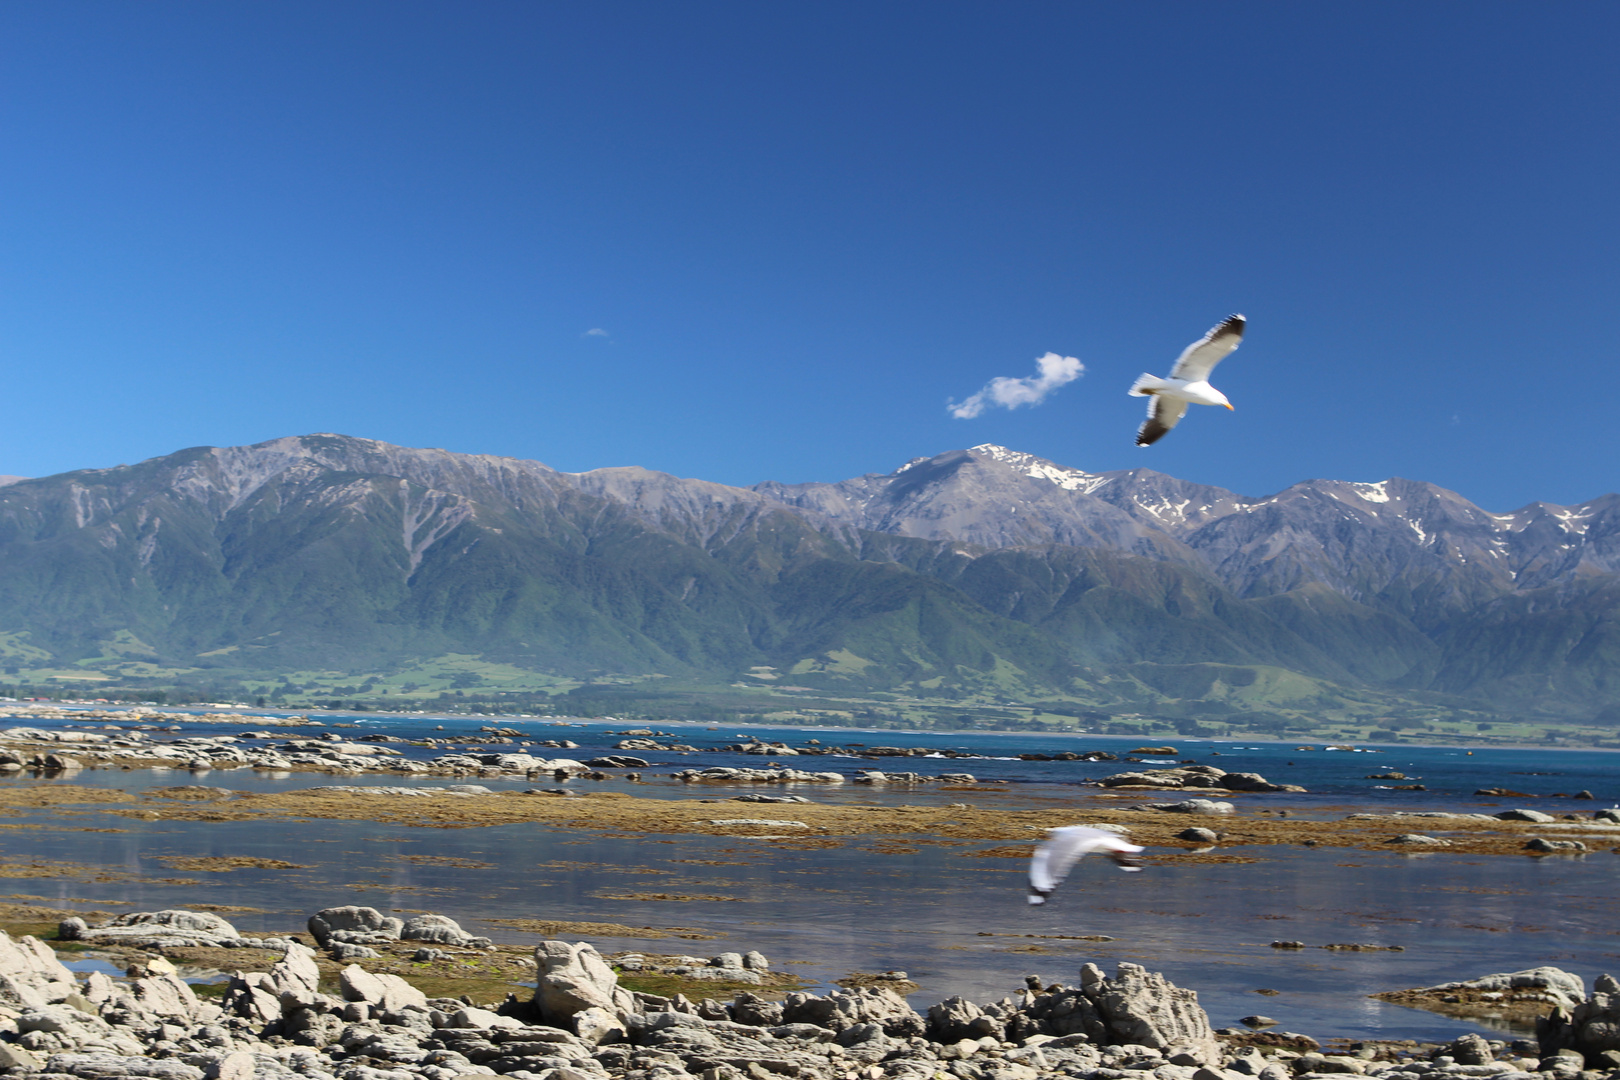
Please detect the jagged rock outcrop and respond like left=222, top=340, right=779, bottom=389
left=0, top=930, right=78, bottom=1009
left=1080, top=962, right=1219, bottom=1062
left=1539, top=973, right=1620, bottom=1064
left=532, top=940, right=637, bottom=1027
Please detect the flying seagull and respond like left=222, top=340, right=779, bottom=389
left=1128, top=314, right=1245, bottom=446
left=1027, top=825, right=1145, bottom=905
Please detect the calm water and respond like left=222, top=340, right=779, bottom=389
left=2, top=710, right=1616, bottom=1044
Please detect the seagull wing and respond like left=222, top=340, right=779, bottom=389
left=1168, top=314, right=1245, bottom=383
left=1135, top=395, right=1188, bottom=447
left=1028, top=826, right=1122, bottom=905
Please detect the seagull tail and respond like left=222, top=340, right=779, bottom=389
left=1129, top=373, right=1167, bottom=398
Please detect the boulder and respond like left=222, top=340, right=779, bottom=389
left=731, top=992, right=785, bottom=1027
left=328, top=942, right=379, bottom=959
left=1149, top=799, right=1235, bottom=815
left=1080, top=961, right=1218, bottom=1063
left=573, top=1005, right=628, bottom=1044
left=1218, top=772, right=1286, bottom=793
left=59, top=909, right=240, bottom=949
left=274, top=940, right=322, bottom=992
left=1446, top=1033, right=1494, bottom=1065
left=1428, top=967, right=1586, bottom=1011
left=532, top=940, right=636, bottom=1025
left=16, top=1005, right=145, bottom=1057
left=1526, top=837, right=1587, bottom=853
left=1496, top=809, right=1556, bottom=823
left=41, top=1052, right=200, bottom=1080
left=400, top=913, right=494, bottom=948
left=216, top=945, right=316, bottom=1027
left=781, top=985, right=926, bottom=1036
left=1388, top=834, right=1451, bottom=846
left=448, top=1005, right=522, bottom=1029
left=0, top=930, right=79, bottom=1008
left=307, top=905, right=404, bottom=947
left=337, top=964, right=428, bottom=1013
left=1594, top=809, right=1620, bottom=825
left=1177, top=827, right=1220, bottom=843
left=1102, top=772, right=1183, bottom=788
left=928, top=995, right=1002, bottom=1042
left=1538, top=972, right=1620, bottom=1063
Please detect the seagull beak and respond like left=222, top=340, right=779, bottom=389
left=1223, top=403, right=1234, bottom=411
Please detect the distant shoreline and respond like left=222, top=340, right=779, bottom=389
left=5, top=699, right=1617, bottom=755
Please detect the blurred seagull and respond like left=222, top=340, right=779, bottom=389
left=1027, top=825, right=1145, bottom=905
left=1128, top=314, right=1245, bottom=446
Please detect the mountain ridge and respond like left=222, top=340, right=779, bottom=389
left=0, top=433, right=1615, bottom=721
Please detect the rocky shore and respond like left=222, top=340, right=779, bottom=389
left=0, top=905, right=1616, bottom=1080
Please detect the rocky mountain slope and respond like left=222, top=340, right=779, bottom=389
left=0, top=434, right=1614, bottom=718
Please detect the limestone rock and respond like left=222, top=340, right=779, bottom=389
left=43, top=1052, right=204, bottom=1080
left=780, top=985, right=925, bottom=1036
left=1496, top=809, right=1556, bottom=823
left=0, top=929, right=79, bottom=1008
left=400, top=913, right=493, bottom=948
left=532, top=940, right=635, bottom=1024
left=60, top=909, right=240, bottom=948
left=1446, top=1033, right=1493, bottom=1065
left=928, top=995, right=1004, bottom=1041
left=266, top=941, right=322, bottom=1002
left=1538, top=972, right=1620, bottom=1063
left=1080, top=962, right=1218, bottom=1062
left=1436, top=967, right=1587, bottom=1010
left=573, top=1005, right=628, bottom=1044
left=308, top=905, right=404, bottom=947
left=328, top=943, right=380, bottom=959
left=337, top=964, right=429, bottom=1013
left=1526, top=837, right=1587, bottom=853
left=1149, top=799, right=1236, bottom=815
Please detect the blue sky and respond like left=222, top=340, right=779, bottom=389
left=2, top=2, right=1616, bottom=510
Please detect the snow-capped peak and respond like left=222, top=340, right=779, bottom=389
left=968, top=444, right=1110, bottom=493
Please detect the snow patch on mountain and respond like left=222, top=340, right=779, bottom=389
left=968, top=444, right=1111, bottom=493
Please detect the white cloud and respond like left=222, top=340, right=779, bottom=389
left=583, top=328, right=609, bottom=338
left=948, top=352, right=1084, bottom=419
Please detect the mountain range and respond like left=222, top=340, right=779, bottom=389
left=0, top=434, right=1615, bottom=721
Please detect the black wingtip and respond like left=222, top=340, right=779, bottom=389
left=1216, top=314, right=1245, bottom=339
